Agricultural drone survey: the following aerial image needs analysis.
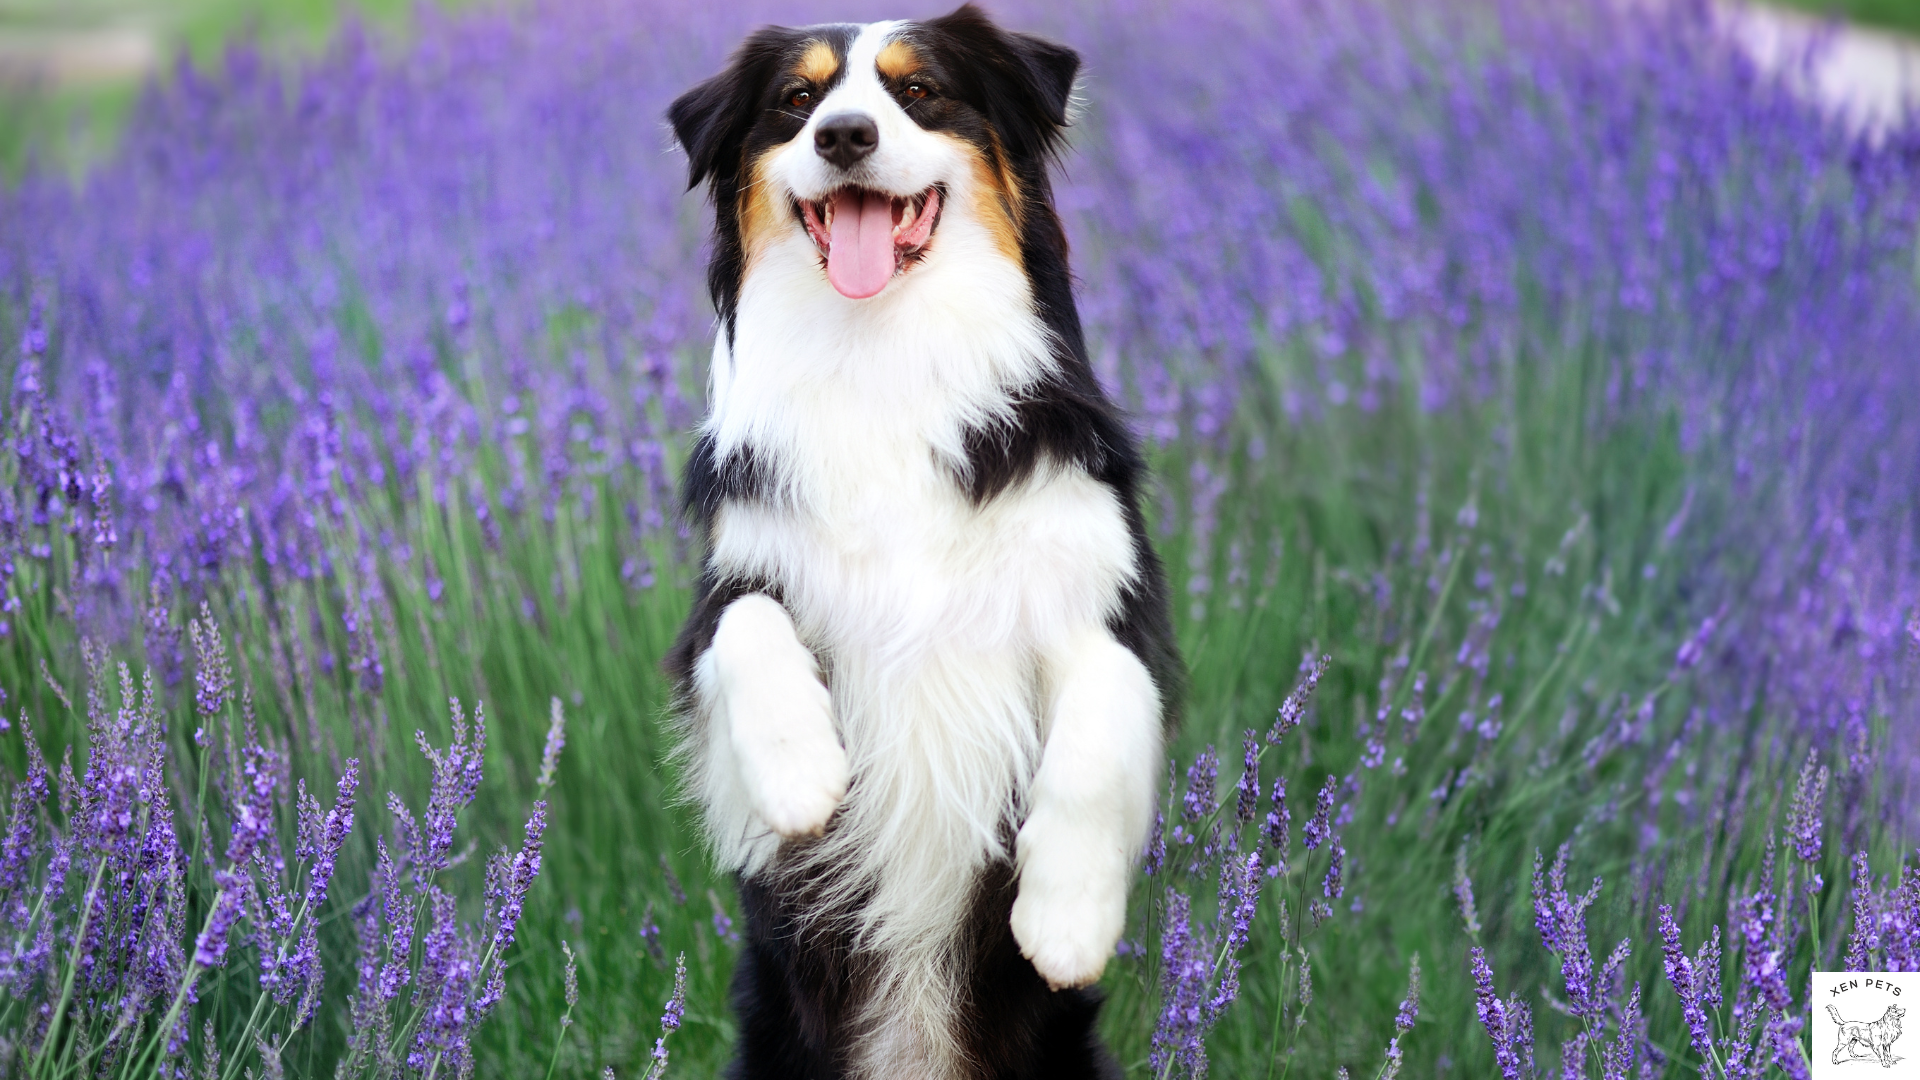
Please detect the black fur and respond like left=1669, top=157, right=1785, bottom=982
left=667, top=8, right=1181, bottom=1077
left=669, top=23, right=859, bottom=344
left=727, top=857, right=1121, bottom=1080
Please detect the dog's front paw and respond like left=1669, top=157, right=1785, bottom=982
left=707, top=595, right=850, bottom=841
left=1011, top=813, right=1127, bottom=990
left=731, top=679, right=848, bottom=839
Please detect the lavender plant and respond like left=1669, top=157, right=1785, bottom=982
left=0, top=621, right=553, bottom=1077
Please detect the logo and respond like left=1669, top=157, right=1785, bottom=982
left=1814, top=972, right=1918, bottom=1077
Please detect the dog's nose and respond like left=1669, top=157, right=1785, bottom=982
left=814, top=113, right=878, bottom=170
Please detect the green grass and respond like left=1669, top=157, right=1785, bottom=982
left=1766, top=0, right=1920, bottom=34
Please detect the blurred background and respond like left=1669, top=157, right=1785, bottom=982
left=4, top=0, right=1919, bottom=175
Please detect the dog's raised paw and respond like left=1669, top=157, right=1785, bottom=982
left=724, top=663, right=848, bottom=839
left=735, top=696, right=848, bottom=840
left=1010, top=876, right=1122, bottom=990
left=1010, top=815, right=1127, bottom=990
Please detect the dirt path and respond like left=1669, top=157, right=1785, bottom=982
left=0, top=25, right=156, bottom=87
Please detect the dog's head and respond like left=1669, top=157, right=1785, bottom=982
left=670, top=5, right=1078, bottom=325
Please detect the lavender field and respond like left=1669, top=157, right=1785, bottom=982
left=2, top=0, right=1918, bottom=1075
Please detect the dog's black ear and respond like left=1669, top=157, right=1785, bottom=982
left=669, top=29, right=792, bottom=192
left=928, top=4, right=1080, bottom=163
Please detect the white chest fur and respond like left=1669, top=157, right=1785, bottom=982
left=702, top=258, right=1140, bottom=876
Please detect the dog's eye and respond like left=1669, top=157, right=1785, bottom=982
left=905, top=83, right=928, bottom=100
left=790, top=90, right=813, bottom=108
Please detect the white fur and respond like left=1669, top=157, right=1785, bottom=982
left=687, top=23, right=1161, bottom=1079
left=1012, top=628, right=1161, bottom=989
left=694, top=595, right=849, bottom=842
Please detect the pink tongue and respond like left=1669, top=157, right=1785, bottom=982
left=826, top=190, right=898, bottom=299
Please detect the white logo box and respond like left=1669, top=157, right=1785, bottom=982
left=1813, top=971, right=1918, bottom=1077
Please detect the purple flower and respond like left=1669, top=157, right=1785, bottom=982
left=1302, top=775, right=1336, bottom=852
left=1322, top=841, right=1345, bottom=900
left=1843, top=850, right=1877, bottom=972
left=1266, top=654, right=1328, bottom=745
left=1470, top=946, right=1534, bottom=1080
left=1657, top=904, right=1714, bottom=1059
left=1181, top=746, right=1219, bottom=823
left=193, top=869, right=250, bottom=968
left=1533, top=844, right=1603, bottom=1017
left=1785, top=754, right=1829, bottom=866
left=1143, top=811, right=1166, bottom=878
left=486, top=799, right=547, bottom=957
left=1233, top=729, right=1260, bottom=827
left=1263, top=778, right=1289, bottom=876
left=1150, top=890, right=1207, bottom=1076
left=188, top=605, right=231, bottom=718
left=411, top=698, right=488, bottom=877
left=645, top=952, right=689, bottom=1078
left=298, top=759, right=359, bottom=911
left=1453, top=851, right=1482, bottom=938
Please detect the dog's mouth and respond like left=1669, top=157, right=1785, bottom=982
left=796, top=185, right=943, bottom=300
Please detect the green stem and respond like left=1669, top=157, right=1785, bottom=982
left=33, top=855, right=111, bottom=1078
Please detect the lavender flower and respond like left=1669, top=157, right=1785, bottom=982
left=1144, top=811, right=1167, bottom=878
left=1266, top=654, right=1328, bottom=746
left=1785, top=753, right=1829, bottom=867
left=1843, top=850, right=1877, bottom=971
left=298, top=759, right=359, bottom=911
left=1453, top=848, right=1482, bottom=938
left=1657, top=904, right=1714, bottom=1059
left=1233, top=729, right=1260, bottom=827
left=1379, top=953, right=1421, bottom=1079
left=188, top=605, right=231, bottom=718
left=1150, top=890, right=1207, bottom=1077
left=643, top=952, right=688, bottom=1080
left=1470, top=946, right=1534, bottom=1080
left=638, top=901, right=664, bottom=963
left=710, top=889, right=740, bottom=945
left=1263, top=779, right=1289, bottom=877
left=1181, top=746, right=1219, bottom=823
left=411, top=698, right=489, bottom=877
left=1533, top=845, right=1602, bottom=1018
left=193, top=870, right=250, bottom=968
left=1302, top=775, right=1336, bottom=852
left=1321, top=841, right=1345, bottom=900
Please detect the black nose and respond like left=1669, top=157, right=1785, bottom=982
left=814, top=113, right=878, bottom=169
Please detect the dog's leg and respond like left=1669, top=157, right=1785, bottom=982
left=695, top=594, right=849, bottom=840
left=1011, top=626, right=1161, bottom=990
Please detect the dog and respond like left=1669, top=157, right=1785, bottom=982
left=663, top=6, right=1179, bottom=1078
left=1829, top=1003, right=1906, bottom=1068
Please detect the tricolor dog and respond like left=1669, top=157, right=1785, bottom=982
left=664, top=6, right=1178, bottom=1078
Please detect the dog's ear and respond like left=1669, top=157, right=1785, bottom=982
left=670, top=29, right=793, bottom=192
left=926, top=4, right=1080, bottom=163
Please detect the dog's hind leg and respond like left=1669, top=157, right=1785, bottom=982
left=1010, top=626, right=1162, bottom=991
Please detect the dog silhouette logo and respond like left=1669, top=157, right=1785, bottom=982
left=1828, top=1003, right=1906, bottom=1068
left=1815, top=972, right=1918, bottom=1078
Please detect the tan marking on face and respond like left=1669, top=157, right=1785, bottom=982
left=929, top=132, right=1024, bottom=268
left=738, top=149, right=794, bottom=271
left=876, top=39, right=921, bottom=82
left=795, top=40, right=839, bottom=85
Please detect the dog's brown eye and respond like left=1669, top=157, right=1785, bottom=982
left=905, top=83, right=927, bottom=100
left=790, top=90, right=812, bottom=108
